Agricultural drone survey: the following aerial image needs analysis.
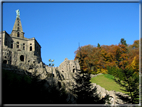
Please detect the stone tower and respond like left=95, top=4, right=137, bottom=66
left=2, top=9, right=42, bottom=68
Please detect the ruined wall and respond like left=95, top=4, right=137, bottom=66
left=58, top=58, right=80, bottom=73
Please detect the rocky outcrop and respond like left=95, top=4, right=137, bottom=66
left=2, top=57, right=132, bottom=104
left=90, top=73, right=103, bottom=78
left=43, top=58, right=80, bottom=89
left=91, top=82, right=131, bottom=105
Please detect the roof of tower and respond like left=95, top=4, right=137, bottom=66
left=12, top=17, right=23, bottom=32
left=11, top=9, right=24, bottom=33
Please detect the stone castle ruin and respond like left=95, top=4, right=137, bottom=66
left=1, top=10, right=131, bottom=105
left=2, top=9, right=41, bottom=68
left=1, top=9, right=80, bottom=88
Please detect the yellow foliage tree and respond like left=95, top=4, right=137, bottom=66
left=131, top=56, right=139, bottom=74
left=131, top=56, right=136, bottom=69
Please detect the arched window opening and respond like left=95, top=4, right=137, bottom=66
left=17, top=32, right=19, bottom=37
left=23, top=43, right=25, bottom=50
left=3, top=60, right=7, bottom=64
left=20, top=55, right=24, bottom=62
left=30, top=46, right=32, bottom=51
left=23, top=46, right=25, bottom=50
left=17, top=42, right=19, bottom=48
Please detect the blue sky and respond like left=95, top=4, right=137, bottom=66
left=3, top=3, right=139, bottom=67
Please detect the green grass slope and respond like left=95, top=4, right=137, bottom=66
left=90, top=74, right=129, bottom=94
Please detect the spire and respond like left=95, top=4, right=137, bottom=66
left=11, top=9, right=25, bottom=38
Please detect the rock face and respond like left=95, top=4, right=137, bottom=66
left=44, top=58, right=80, bottom=91
left=34, top=58, right=131, bottom=104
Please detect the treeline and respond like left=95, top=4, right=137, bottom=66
left=74, top=38, right=140, bottom=74
left=74, top=38, right=140, bottom=104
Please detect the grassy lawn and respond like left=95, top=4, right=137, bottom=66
left=90, top=74, right=129, bottom=94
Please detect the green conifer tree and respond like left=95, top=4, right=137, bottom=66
left=120, top=38, right=127, bottom=46
left=97, top=43, right=101, bottom=48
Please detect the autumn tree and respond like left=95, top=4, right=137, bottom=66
left=130, top=56, right=139, bottom=74
left=127, top=39, right=139, bottom=72
left=73, top=44, right=109, bottom=104
left=74, top=44, right=95, bottom=72
left=131, top=40, right=139, bottom=49
left=74, top=39, right=139, bottom=74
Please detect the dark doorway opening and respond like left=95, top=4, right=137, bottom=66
left=3, top=60, right=7, bottom=64
left=20, top=55, right=24, bottom=61
left=73, top=69, right=75, bottom=73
